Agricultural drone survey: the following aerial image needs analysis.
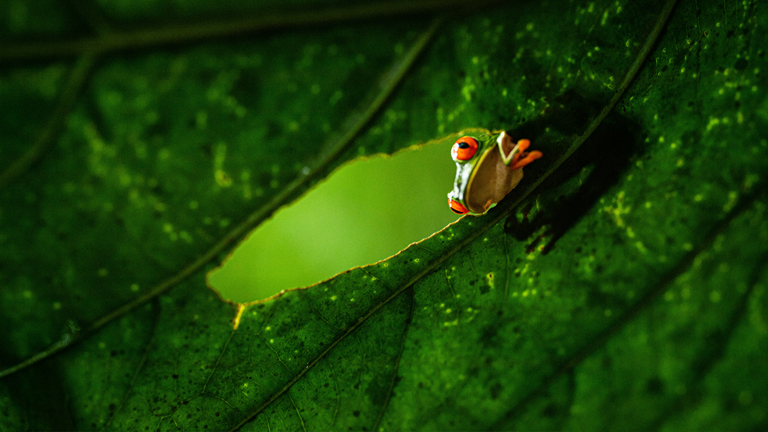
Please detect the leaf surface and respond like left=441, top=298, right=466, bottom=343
left=1, top=0, right=767, bottom=430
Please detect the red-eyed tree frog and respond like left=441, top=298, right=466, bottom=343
left=448, top=131, right=542, bottom=216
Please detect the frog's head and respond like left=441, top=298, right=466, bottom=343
left=447, top=134, right=495, bottom=216
left=447, top=131, right=541, bottom=216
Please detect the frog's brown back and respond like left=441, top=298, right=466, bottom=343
left=464, top=138, right=524, bottom=214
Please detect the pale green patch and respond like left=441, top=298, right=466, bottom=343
left=209, top=140, right=460, bottom=302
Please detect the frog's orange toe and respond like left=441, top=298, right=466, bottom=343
left=448, top=199, right=469, bottom=215
left=515, top=139, right=531, bottom=151
left=510, top=150, right=542, bottom=170
left=508, top=139, right=532, bottom=168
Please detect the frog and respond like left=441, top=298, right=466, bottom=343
left=447, top=131, right=542, bottom=216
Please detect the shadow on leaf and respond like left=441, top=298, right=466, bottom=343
left=505, top=99, right=645, bottom=254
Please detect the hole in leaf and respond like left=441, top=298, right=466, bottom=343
left=207, top=139, right=460, bottom=303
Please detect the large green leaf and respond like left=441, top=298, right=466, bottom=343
left=1, top=0, right=767, bottom=430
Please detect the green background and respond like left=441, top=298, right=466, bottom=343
left=209, top=140, right=461, bottom=303
left=1, top=0, right=766, bottom=430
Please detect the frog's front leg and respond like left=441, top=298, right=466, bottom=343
left=496, top=131, right=542, bottom=169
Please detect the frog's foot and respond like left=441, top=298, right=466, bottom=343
left=509, top=140, right=542, bottom=170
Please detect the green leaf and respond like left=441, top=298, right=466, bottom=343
left=1, top=0, right=767, bottom=430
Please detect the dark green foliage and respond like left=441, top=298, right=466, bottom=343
left=0, top=0, right=766, bottom=430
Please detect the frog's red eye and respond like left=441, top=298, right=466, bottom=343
left=451, top=136, right=478, bottom=161
left=448, top=199, right=468, bottom=215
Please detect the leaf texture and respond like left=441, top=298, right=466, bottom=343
left=1, top=0, right=767, bottom=430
